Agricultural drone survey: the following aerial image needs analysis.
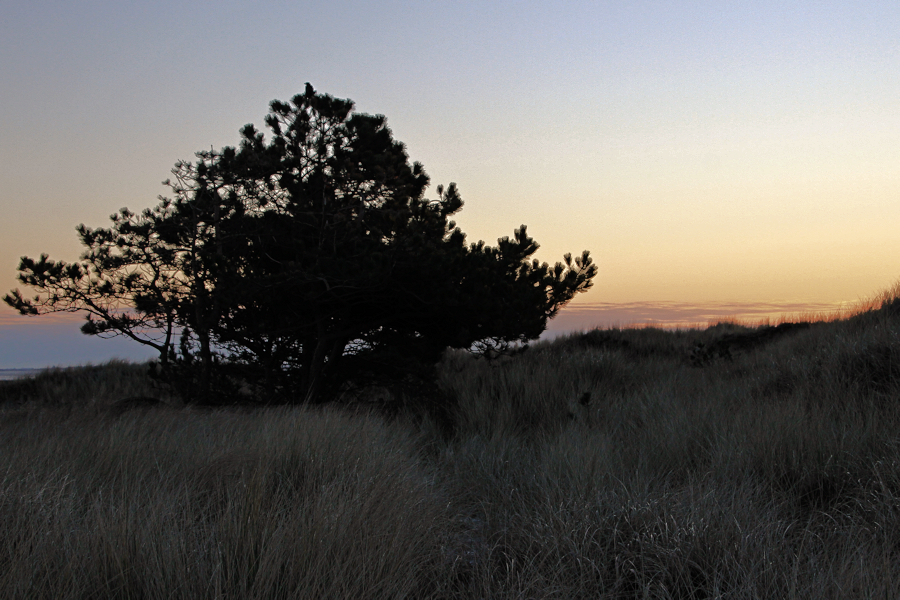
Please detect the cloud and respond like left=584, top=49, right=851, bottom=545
left=0, top=308, right=84, bottom=329
left=546, top=299, right=854, bottom=336
left=0, top=300, right=862, bottom=368
left=0, top=308, right=156, bottom=368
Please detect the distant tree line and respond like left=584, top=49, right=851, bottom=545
left=5, top=84, right=597, bottom=404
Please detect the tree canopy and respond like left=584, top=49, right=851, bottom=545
left=5, top=84, right=597, bottom=403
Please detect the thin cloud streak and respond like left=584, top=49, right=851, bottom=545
left=0, top=320, right=157, bottom=370
left=546, top=299, right=855, bottom=336
left=0, top=299, right=864, bottom=368
left=0, top=309, right=158, bottom=368
left=0, top=309, right=84, bottom=329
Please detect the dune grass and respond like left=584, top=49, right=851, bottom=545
left=0, top=406, right=450, bottom=598
left=3, top=287, right=900, bottom=598
left=0, top=360, right=171, bottom=408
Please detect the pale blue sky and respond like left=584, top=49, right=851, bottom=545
left=2, top=1, right=898, bottom=366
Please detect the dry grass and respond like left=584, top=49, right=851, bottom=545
left=3, top=283, right=900, bottom=598
left=0, top=360, right=173, bottom=408
left=0, top=406, right=450, bottom=599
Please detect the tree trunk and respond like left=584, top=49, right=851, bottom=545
left=196, top=327, right=213, bottom=404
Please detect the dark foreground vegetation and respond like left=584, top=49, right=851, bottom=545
left=3, top=288, right=900, bottom=598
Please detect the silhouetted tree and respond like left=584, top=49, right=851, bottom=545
left=6, top=84, right=597, bottom=404
left=4, top=205, right=184, bottom=366
left=4, top=159, right=236, bottom=400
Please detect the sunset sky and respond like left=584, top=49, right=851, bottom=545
left=1, top=1, right=898, bottom=367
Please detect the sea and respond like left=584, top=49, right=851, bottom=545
left=0, top=369, right=41, bottom=381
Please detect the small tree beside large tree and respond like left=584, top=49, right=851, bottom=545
left=5, top=84, right=597, bottom=404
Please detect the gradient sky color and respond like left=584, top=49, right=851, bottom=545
left=1, top=1, right=898, bottom=367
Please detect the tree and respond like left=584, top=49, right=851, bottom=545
left=5, top=84, right=597, bottom=404
left=3, top=204, right=185, bottom=366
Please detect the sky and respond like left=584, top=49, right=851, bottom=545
left=1, top=1, right=898, bottom=367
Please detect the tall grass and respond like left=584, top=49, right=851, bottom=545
left=3, top=284, right=900, bottom=597
left=0, top=360, right=171, bottom=408
left=0, top=407, right=450, bottom=598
